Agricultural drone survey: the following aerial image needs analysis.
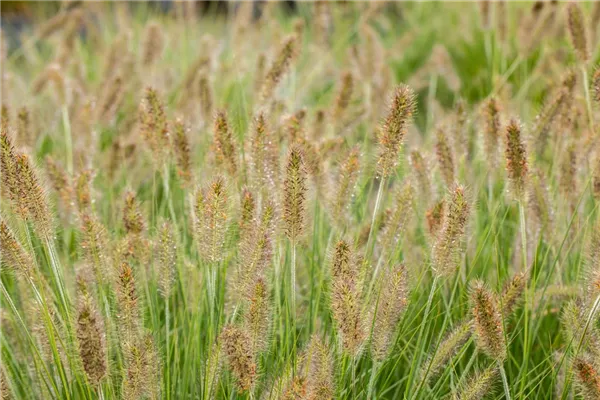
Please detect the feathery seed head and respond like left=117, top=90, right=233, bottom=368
left=431, top=185, right=470, bottom=277
left=379, top=181, right=414, bottom=258
left=426, top=199, right=445, bottom=238
left=122, top=191, right=144, bottom=235
left=244, top=278, right=271, bottom=356
left=220, top=324, right=256, bottom=392
left=261, top=34, right=299, bottom=102
left=79, top=213, right=110, bottom=285
left=332, top=71, right=354, bottom=120
left=505, top=118, right=528, bottom=200
left=410, top=150, right=431, bottom=199
left=470, top=280, right=506, bottom=361
left=376, top=85, right=416, bottom=177
left=573, top=356, right=600, bottom=400
left=482, top=96, right=501, bottom=167
left=172, top=118, right=193, bottom=186
left=139, top=87, right=170, bottom=167
left=196, top=176, right=229, bottom=264
left=0, top=219, right=34, bottom=279
left=213, top=110, right=238, bottom=177
left=305, top=335, right=334, bottom=400
left=435, top=126, right=455, bottom=189
left=249, top=111, right=279, bottom=194
left=372, top=263, right=408, bottom=361
left=593, top=68, right=600, bottom=104
left=45, top=156, right=72, bottom=212
left=142, top=21, right=164, bottom=66
left=567, top=2, right=589, bottom=63
left=331, top=146, right=360, bottom=229
left=157, top=220, right=176, bottom=298
left=76, top=290, right=106, bottom=386
left=239, top=187, right=256, bottom=237
left=453, top=366, right=498, bottom=400
left=16, top=107, right=32, bottom=147
left=500, top=271, right=527, bottom=318
left=74, top=169, right=93, bottom=215
left=283, top=145, right=308, bottom=243
left=422, top=320, right=471, bottom=384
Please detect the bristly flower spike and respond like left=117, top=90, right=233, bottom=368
left=567, top=2, right=590, bottom=63
left=470, top=280, right=506, bottom=362
left=283, top=145, right=308, bottom=244
left=376, top=85, right=416, bottom=178
left=504, top=118, right=529, bottom=200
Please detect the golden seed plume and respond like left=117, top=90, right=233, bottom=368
left=283, top=145, right=308, bottom=243
left=409, top=150, right=431, bottom=200
left=239, top=187, right=256, bottom=239
left=157, top=220, right=176, bottom=298
left=0, top=218, right=34, bottom=279
left=123, top=332, right=160, bottom=400
left=470, top=280, right=506, bottom=361
left=261, top=34, right=299, bottom=102
left=376, top=85, right=416, bottom=178
left=172, top=119, right=193, bottom=186
left=305, top=335, right=334, bottom=400
left=431, top=185, right=470, bottom=277
left=330, top=146, right=360, bottom=230
left=139, top=87, right=170, bottom=167
left=533, top=88, right=568, bottom=155
left=142, top=21, right=165, bottom=66
left=371, top=263, right=408, bottom=361
left=453, top=366, right=498, bottom=400
left=96, top=73, right=125, bottom=124
left=116, top=261, right=141, bottom=343
left=482, top=96, right=501, bottom=169
left=195, top=176, right=229, bottom=264
left=504, top=118, right=528, bottom=200
left=566, top=2, right=589, bottom=63
left=122, top=191, right=145, bottom=235
left=527, top=168, right=554, bottom=238
left=572, top=356, right=600, bottom=400
left=76, top=287, right=107, bottom=386
left=422, top=320, right=471, bottom=384
left=197, top=74, right=213, bottom=124
left=220, top=324, right=257, bottom=392
left=435, top=126, right=455, bottom=189
left=213, top=110, right=238, bottom=177
left=329, top=240, right=365, bottom=355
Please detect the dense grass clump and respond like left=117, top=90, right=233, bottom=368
left=2, top=1, right=600, bottom=399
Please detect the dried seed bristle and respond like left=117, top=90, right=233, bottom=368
left=197, top=75, right=213, bottom=123
left=379, top=182, right=414, bottom=259
left=139, top=87, right=170, bottom=167
left=249, top=111, right=279, bottom=194
left=16, top=107, right=32, bottom=147
left=244, top=278, right=271, bottom=355
left=45, top=156, right=72, bottom=211
left=305, top=335, right=334, bottom=400
left=261, top=34, right=299, bottom=102
left=426, top=199, right=445, bottom=238
left=74, top=169, right=93, bottom=215
left=157, top=220, right=176, bottom=298
left=196, top=176, right=229, bottom=264
left=421, top=320, right=471, bottom=384
left=500, top=271, right=527, bottom=318
left=410, top=150, right=431, bottom=200
left=122, top=191, right=145, bottom=235
left=332, top=71, right=354, bottom=121
left=80, top=213, right=110, bottom=285
left=142, top=21, right=164, bottom=66
left=572, top=356, right=600, bottom=400
left=482, top=96, right=501, bottom=169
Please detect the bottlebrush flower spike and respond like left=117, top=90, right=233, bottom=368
left=244, top=278, right=271, bottom=356
left=172, top=119, right=193, bottom=186
left=330, top=146, right=360, bottom=230
left=0, top=218, right=34, bottom=279
left=567, top=2, right=589, bottom=63
left=76, top=288, right=107, bottom=386
left=249, top=111, right=279, bottom=194
left=123, top=191, right=145, bottom=235
left=470, top=280, right=506, bottom=361
left=157, top=220, right=176, bottom=298
left=196, top=176, right=229, bottom=264
left=220, top=324, right=256, bottom=392
left=371, top=263, right=408, bottom=361
left=260, top=34, right=299, bottom=102
left=283, top=145, right=308, bottom=243
left=139, top=87, right=170, bottom=167
left=305, top=335, right=334, bottom=400
left=329, top=239, right=365, bottom=355
left=504, top=118, right=528, bottom=200
left=421, top=320, right=471, bottom=384
left=376, top=85, right=416, bottom=178
left=572, top=356, right=600, bottom=400
left=453, top=366, right=498, bottom=400
left=435, top=126, right=455, bottom=189
left=431, top=185, right=470, bottom=277
left=213, top=110, right=238, bottom=177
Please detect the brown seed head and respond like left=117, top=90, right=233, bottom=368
left=213, top=110, right=238, bottom=177
left=500, top=271, right=527, bottom=318
left=74, top=169, right=93, bottom=215
left=139, top=87, right=170, bottom=167
left=426, top=199, right=445, bottom=239
left=422, top=320, right=471, bottom=384
left=79, top=213, right=110, bottom=285
left=376, top=85, right=416, bottom=177
left=332, top=71, right=354, bottom=120
left=470, top=280, right=506, bottom=361
left=261, top=34, right=299, bottom=102
left=157, top=220, right=176, bottom=298
left=379, top=182, right=414, bottom=259
left=435, top=127, right=455, bottom=189
left=244, top=278, right=271, bottom=355
left=572, top=356, right=600, bottom=400
left=76, top=291, right=106, bottom=386
left=220, top=324, right=256, bottom=392
left=249, top=111, right=279, bottom=194
left=330, top=146, right=360, bottom=230
left=196, top=176, right=229, bottom=264
left=410, top=150, right=431, bottom=200
left=504, top=118, right=528, bottom=199
left=453, top=366, right=499, bottom=400
left=482, top=96, right=501, bottom=168
left=142, top=21, right=164, bottom=66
